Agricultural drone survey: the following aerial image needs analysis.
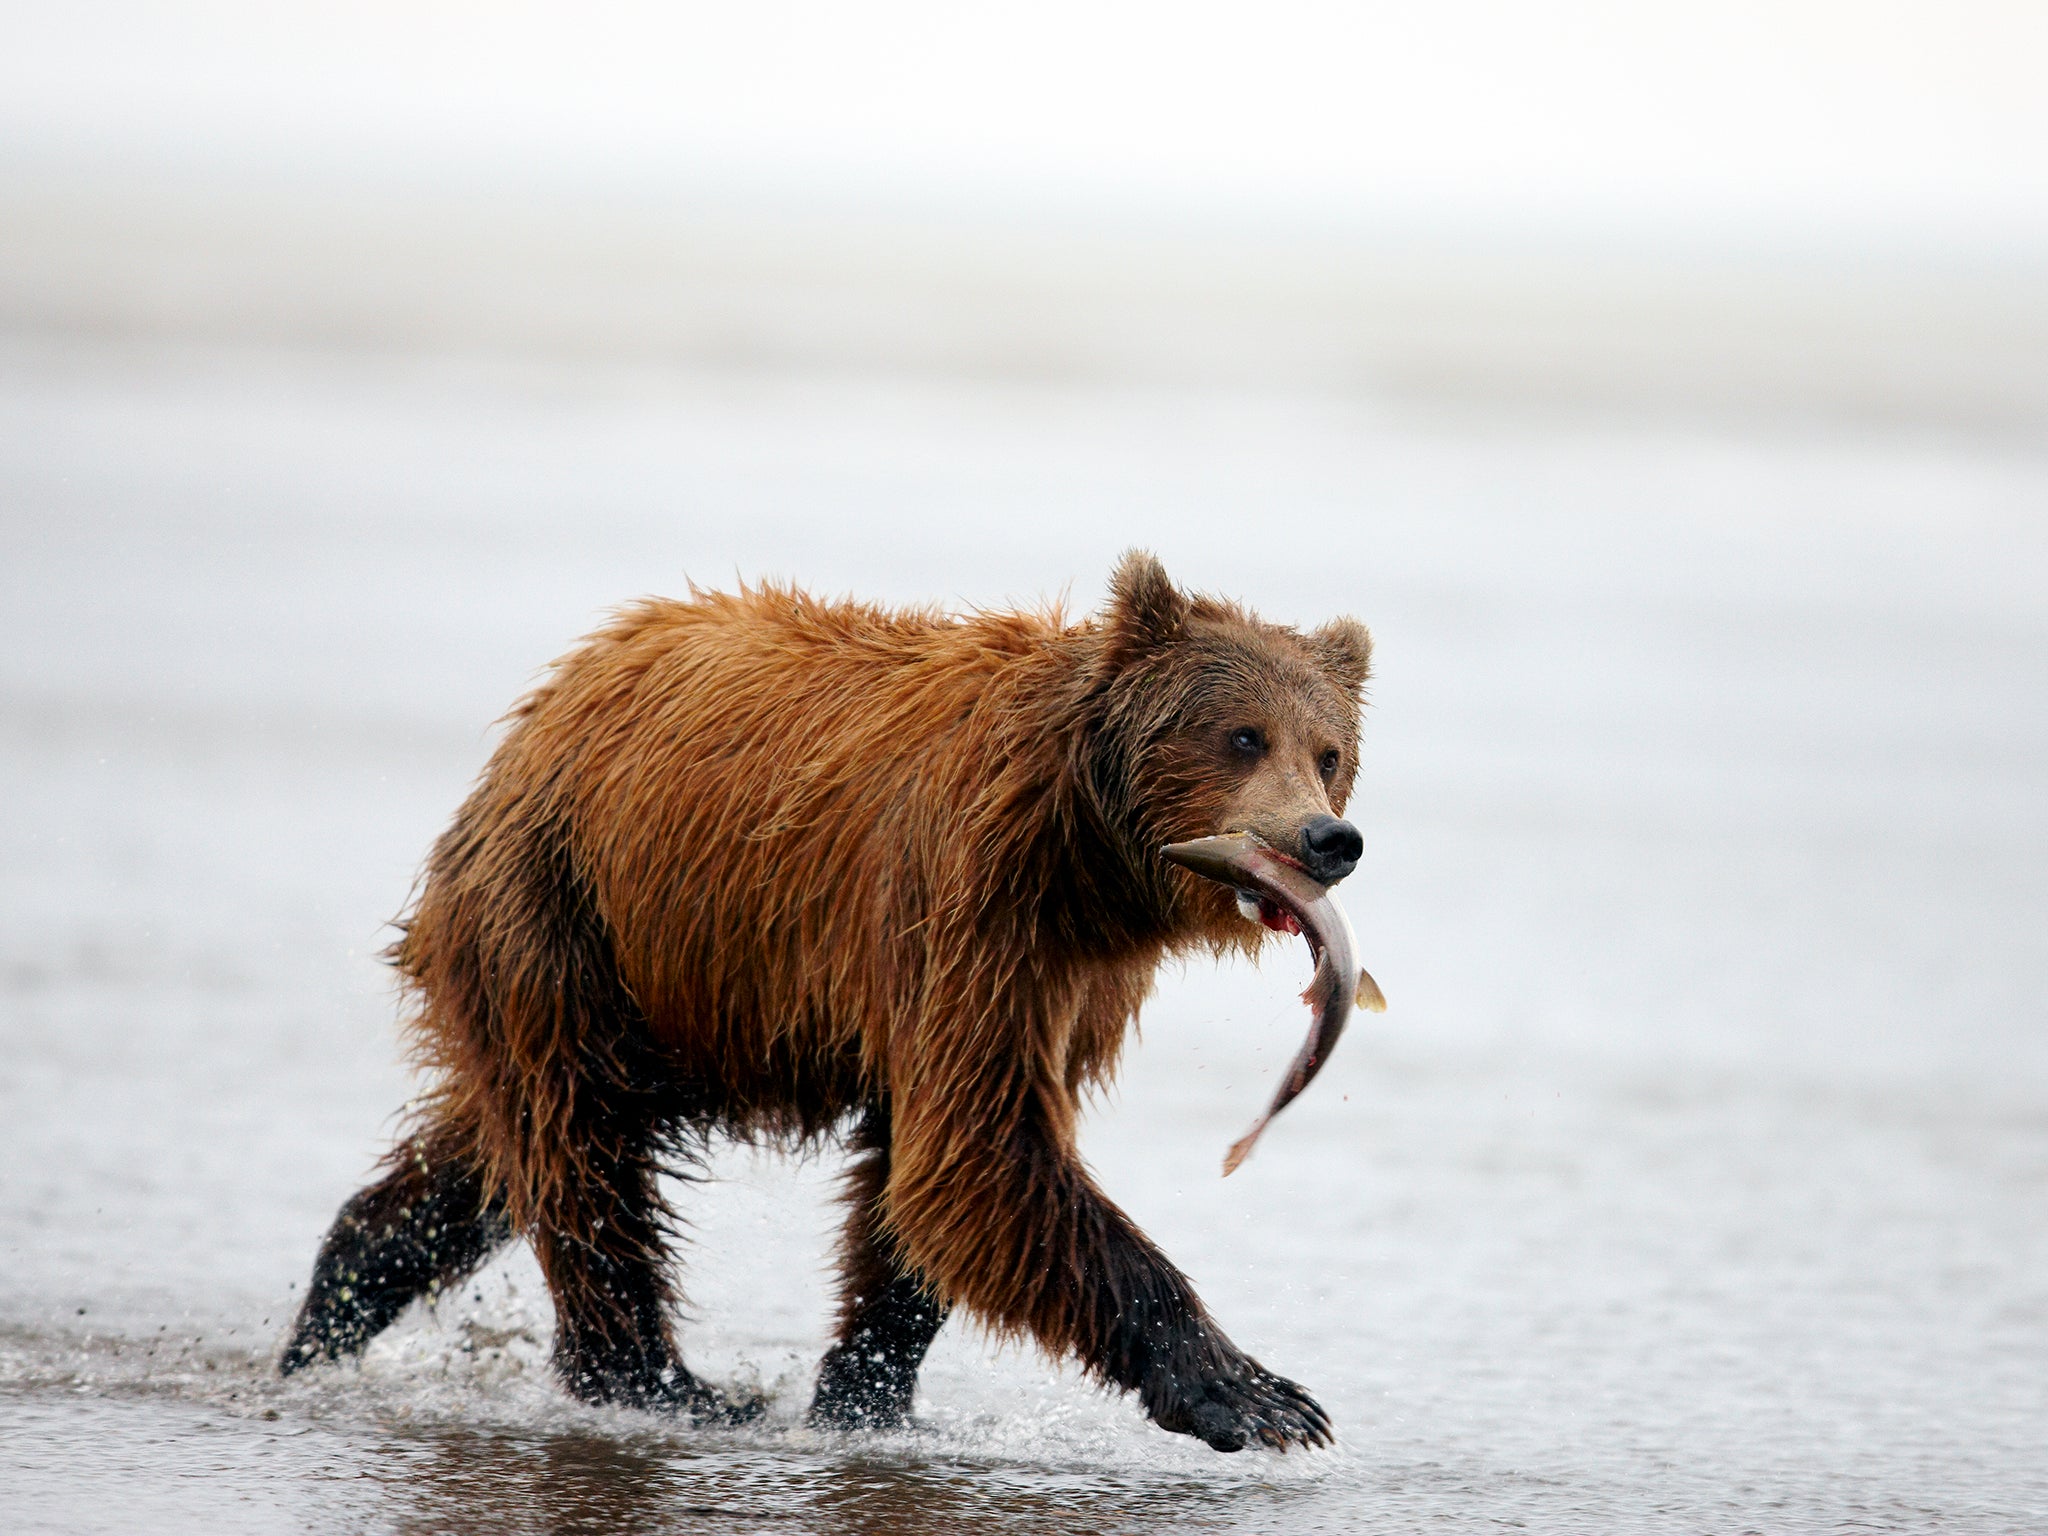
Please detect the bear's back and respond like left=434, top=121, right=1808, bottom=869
left=492, top=586, right=1080, bottom=1066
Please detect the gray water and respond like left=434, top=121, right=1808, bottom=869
left=2, top=336, right=2044, bottom=1532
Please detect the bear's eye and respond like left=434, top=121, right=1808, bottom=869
left=1229, top=727, right=1266, bottom=759
left=1318, top=748, right=1341, bottom=779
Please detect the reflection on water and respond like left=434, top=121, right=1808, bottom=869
left=363, top=1424, right=1284, bottom=1536
left=370, top=1427, right=762, bottom=1536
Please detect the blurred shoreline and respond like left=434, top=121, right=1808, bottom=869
left=5, top=162, right=2045, bottom=445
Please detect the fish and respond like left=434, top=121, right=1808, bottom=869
left=1159, top=831, right=1386, bottom=1175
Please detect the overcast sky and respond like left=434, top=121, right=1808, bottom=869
left=3, top=1, right=2045, bottom=249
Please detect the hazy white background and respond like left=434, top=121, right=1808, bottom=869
left=6, top=0, right=2047, bottom=235
left=3, top=0, right=2046, bottom=426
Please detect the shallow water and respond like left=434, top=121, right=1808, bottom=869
left=3, top=338, right=2045, bottom=1532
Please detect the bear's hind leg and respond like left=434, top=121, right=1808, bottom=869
left=531, top=1119, right=762, bottom=1424
left=280, top=1132, right=509, bottom=1374
left=809, top=1108, right=949, bottom=1430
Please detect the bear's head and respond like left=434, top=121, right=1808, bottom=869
left=1086, top=550, right=1372, bottom=947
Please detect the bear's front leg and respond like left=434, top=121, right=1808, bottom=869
left=1106, top=1288, right=1334, bottom=1453
left=885, top=1057, right=1331, bottom=1452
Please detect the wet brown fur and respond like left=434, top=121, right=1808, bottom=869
left=292, top=551, right=1370, bottom=1447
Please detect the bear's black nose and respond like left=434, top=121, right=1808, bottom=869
left=1299, top=815, right=1363, bottom=884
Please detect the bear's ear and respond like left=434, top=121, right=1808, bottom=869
left=1310, top=616, right=1373, bottom=692
left=1104, top=549, right=1191, bottom=662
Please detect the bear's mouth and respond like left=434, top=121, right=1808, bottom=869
left=1234, top=889, right=1303, bottom=935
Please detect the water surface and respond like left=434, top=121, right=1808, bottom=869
left=3, top=338, right=2044, bottom=1531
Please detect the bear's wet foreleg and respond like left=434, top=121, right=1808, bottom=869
left=890, top=1081, right=1333, bottom=1452
left=280, top=1133, right=509, bottom=1374
left=810, top=1109, right=949, bottom=1429
left=1095, top=1266, right=1334, bottom=1454
left=531, top=1129, right=761, bottom=1424
left=1050, top=1164, right=1332, bottom=1452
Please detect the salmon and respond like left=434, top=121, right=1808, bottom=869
left=1160, top=832, right=1385, bottom=1174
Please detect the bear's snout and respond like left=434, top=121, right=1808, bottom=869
left=1299, top=815, right=1362, bottom=885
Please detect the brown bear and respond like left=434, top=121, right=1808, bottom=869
left=281, top=551, right=1371, bottom=1452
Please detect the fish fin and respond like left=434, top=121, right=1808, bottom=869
left=1355, top=968, right=1387, bottom=1013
